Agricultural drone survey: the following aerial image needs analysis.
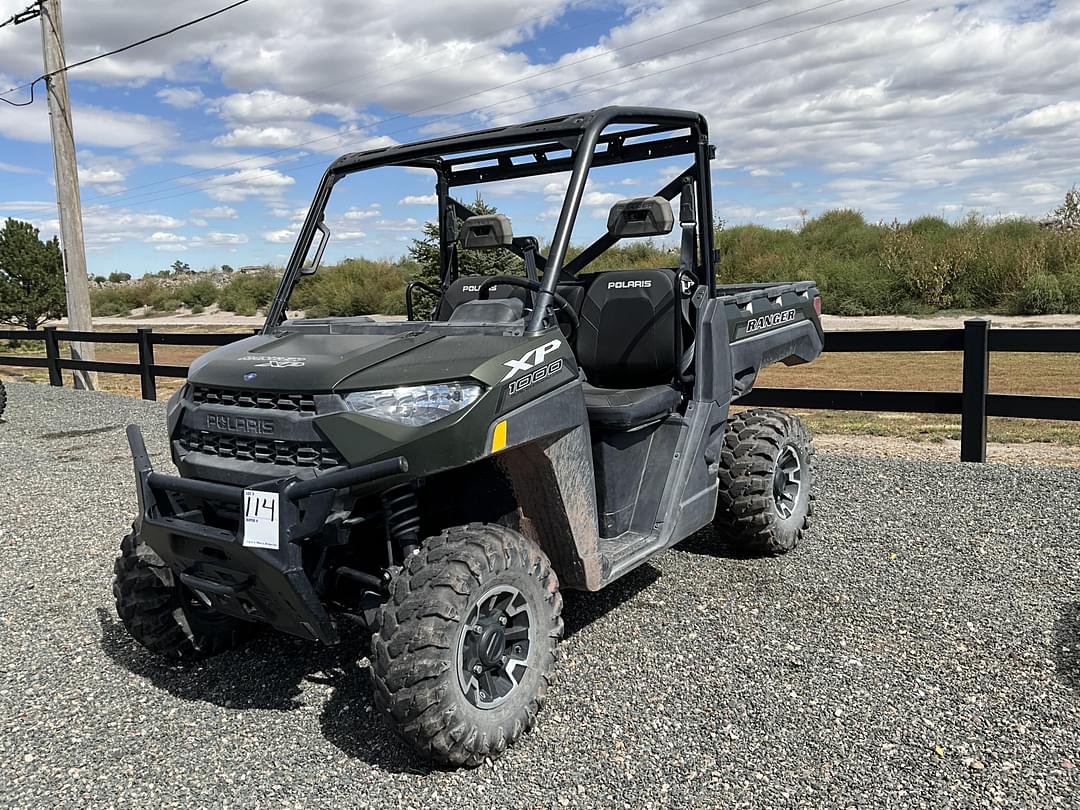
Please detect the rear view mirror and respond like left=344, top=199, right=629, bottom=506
left=458, top=214, right=513, bottom=249
left=607, top=196, right=674, bottom=238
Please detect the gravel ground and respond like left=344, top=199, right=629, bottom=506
left=1, top=382, right=1078, bottom=809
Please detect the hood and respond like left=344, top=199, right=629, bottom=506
left=186, top=330, right=444, bottom=392
left=185, top=327, right=525, bottom=392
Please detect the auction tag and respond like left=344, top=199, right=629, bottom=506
left=242, top=490, right=280, bottom=549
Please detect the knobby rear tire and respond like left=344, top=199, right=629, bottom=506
left=714, top=408, right=815, bottom=555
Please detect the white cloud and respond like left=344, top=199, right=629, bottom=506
left=344, top=205, right=381, bottom=220
left=213, top=89, right=356, bottom=124
left=175, top=151, right=285, bottom=170
left=213, top=123, right=396, bottom=155
left=399, top=194, right=437, bottom=205
left=0, top=104, right=171, bottom=149
left=146, top=232, right=186, bottom=243
left=1003, top=101, right=1080, bottom=135
left=157, top=87, right=205, bottom=109
left=192, top=168, right=296, bottom=202
left=374, top=217, right=419, bottom=231
left=204, top=232, right=249, bottom=245
left=0, top=161, right=39, bottom=175
left=263, top=228, right=297, bottom=243
left=582, top=191, right=621, bottom=207
left=191, top=206, right=239, bottom=219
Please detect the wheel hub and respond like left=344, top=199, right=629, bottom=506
left=457, top=585, right=533, bottom=709
left=772, top=444, right=803, bottom=520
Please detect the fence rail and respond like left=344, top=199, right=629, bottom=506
left=1, top=320, right=1077, bottom=463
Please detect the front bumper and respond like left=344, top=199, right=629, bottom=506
left=126, top=425, right=406, bottom=644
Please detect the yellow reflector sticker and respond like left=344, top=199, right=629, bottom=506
left=491, top=420, right=508, bottom=453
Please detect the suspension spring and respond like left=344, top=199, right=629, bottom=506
left=383, top=483, right=421, bottom=558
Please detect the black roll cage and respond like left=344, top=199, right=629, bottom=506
left=263, top=106, right=717, bottom=334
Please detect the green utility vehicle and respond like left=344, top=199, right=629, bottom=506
left=114, top=107, right=823, bottom=766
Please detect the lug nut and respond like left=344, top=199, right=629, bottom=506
left=498, top=615, right=507, bottom=626
left=479, top=691, right=487, bottom=700
left=472, top=664, right=483, bottom=675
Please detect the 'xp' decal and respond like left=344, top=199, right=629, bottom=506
left=500, top=339, right=561, bottom=382
left=237, top=355, right=307, bottom=368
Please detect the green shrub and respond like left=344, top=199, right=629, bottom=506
left=1009, top=272, right=1064, bottom=315
left=380, top=288, right=407, bottom=317
left=799, top=210, right=883, bottom=259
left=218, top=272, right=278, bottom=314
left=90, top=285, right=143, bottom=316
left=150, top=297, right=182, bottom=313
left=191, top=303, right=205, bottom=315
left=1060, top=273, right=1080, bottom=313
left=90, top=292, right=135, bottom=316
left=907, top=216, right=953, bottom=241
left=294, top=259, right=407, bottom=317
left=178, top=278, right=218, bottom=308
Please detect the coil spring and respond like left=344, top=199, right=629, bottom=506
left=383, top=483, right=420, bottom=549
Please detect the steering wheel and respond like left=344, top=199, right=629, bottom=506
left=476, top=276, right=579, bottom=339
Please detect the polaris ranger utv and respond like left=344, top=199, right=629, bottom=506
left=114, top=106, right=823, bottom=766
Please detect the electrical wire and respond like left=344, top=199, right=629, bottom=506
left=75, top=3, right=624, bottom=199
left=0, top=0, right=41, bottom=30
left=97, top=0, right=913, bottom=213
left=0, top=0, right=254, bottom=106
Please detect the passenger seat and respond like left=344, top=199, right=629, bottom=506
left=574, top=269, right=684, bottom=430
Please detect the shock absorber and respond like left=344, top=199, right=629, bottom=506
left=383, top=483, right=421, bottom=560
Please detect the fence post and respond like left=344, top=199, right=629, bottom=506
left=960, top=318, right=989, bottom=462
left=43, top=326, right=63, bottom=387
left=137, top=327, right=157, bottom=401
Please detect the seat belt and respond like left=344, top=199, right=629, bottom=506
left=677, top=181, right=698, bottom=379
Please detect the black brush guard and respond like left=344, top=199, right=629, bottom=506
left=126, top=425, right=407, bottom=644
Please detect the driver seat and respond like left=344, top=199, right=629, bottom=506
left=575, top=269, right=683, bottom=430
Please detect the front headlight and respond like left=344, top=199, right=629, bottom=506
left=342, top=382, right=483, bottom=427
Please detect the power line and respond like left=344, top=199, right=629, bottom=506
left=85, top=0, right=793, bottom=207
left=0, top=0, right=254, bottom=106
left=0, top=0, right=41, bottom=29
left=98, top=0, right=913, bottom=214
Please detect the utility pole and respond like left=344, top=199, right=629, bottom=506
left=38, top=0, right=96, bottom=389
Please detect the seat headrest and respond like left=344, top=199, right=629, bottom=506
left=576, top=269, right=679, bottom=388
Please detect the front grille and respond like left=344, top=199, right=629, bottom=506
left=191, top=385, right=317, bottom=413
left=177, top=427, right=342, bottom=469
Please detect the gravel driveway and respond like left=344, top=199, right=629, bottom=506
left=1, top=382, right=1078, bottom=809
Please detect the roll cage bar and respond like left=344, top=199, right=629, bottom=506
left=264, top=106, right=717, bottom=333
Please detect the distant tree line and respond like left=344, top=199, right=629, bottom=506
left=4, top=190, right=1080, bottom=328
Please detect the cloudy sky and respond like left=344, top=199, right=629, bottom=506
left=0, top=0, right=1076, bottom=276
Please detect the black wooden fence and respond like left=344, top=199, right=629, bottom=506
left=1, top=319, right=1077, bottom=463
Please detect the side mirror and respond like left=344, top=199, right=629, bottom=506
left=607, top=196, right=674, bottom=238
left=458, top=214, right=513, bottom=249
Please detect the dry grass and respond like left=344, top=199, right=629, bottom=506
left=756, top=351, right=1080, bottom=445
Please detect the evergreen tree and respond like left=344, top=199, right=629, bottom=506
left=0, top=218, right=66, bottom=331
left=406, top=195, right=522, bottom=314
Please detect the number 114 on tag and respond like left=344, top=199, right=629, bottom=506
left=242, top=490, right=280, bottom=549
